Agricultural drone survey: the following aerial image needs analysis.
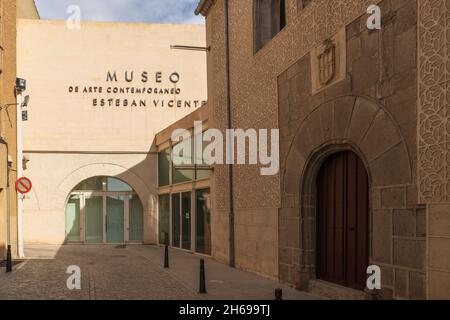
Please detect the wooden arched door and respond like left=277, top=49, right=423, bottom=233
left=316, top=151, right=369, bottom=290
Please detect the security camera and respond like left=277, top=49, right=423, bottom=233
left=15, top=78, right=26, bottom=92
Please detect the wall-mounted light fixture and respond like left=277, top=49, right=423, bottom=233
left=21, top=95, right=30, bottom=108
left=170, top=45, right=210, bottom=52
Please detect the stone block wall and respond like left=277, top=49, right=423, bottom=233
left=278, top=0, right=425, bottom=299
left=428, top=204, right=450, bottom=299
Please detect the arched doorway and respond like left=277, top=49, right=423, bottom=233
left=65, top=176, right=144, bottom=244
left=316, top=151, right=369, bottom=290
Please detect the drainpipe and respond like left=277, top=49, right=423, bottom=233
left=16, top=94, right=24, bottom=258
left=224, top=0, right=235, bottom=268
left=0, top=137, right=12, bottom=272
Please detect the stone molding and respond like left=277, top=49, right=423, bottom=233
left=417, top=0, right=449, bottom=203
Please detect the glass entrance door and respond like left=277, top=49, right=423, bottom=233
left=171, top=192, right=192, bottom=250
left=65, top=195, right=81, bottom=242
left=196, top=189, right=211, bottom=255
left=172, top=193, right=181, bottom=248
left=181, top=192, right=191, bottom=250
left=106, top=195, right=125, bottom=243
left=85, top=195, right=103, bottom=244
left=65, top=177, right=143, bottom=244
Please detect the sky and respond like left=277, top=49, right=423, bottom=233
left=34, top=0, right=204, bottom=24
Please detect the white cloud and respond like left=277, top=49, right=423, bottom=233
left=34, top=0, right=204, bottom=24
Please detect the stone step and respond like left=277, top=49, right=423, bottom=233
left=309, top=279, right=368, bottom=300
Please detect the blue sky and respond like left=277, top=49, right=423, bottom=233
left=34, top=0, right=204, bottom=24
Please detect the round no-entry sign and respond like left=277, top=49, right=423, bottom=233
left=16, top=177, right=32, bottom=194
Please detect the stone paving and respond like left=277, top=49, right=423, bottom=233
left=0, top=245, right=320, bottom=300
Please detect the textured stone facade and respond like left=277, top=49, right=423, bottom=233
left=205, top=0, right=383, bottom=281
left=278, top=0, right=425, bottom=299
left=201, top=0, right=449, bottom=299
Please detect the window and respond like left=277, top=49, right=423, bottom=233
left=172, top=143, right=194, bottom=184
left=195, top=131, right=212, bottom=180
left=172, top=193, right=181, bottom=247
left=158, top=148, right=171, bottom=186
left=254, top=0, right=287, bottom=52
left=74, top=176, right=104, bottom=191
left=107, top=177, right=132, bottom=192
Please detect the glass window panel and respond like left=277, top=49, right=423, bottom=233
left=181, top=192, right=191, bottom=250
left=106, top=196, right=124, bottom=243
left=254, top=0, right=286, bottom=52
left=74, top=176, right=104, bottom=191
left=196, top=189, right=212, bottom=255
left=158, top=148, right=171, bottom=186
left=107, top=177, right=132, bottom=192
left=158, top=194, right=170, bottom=244
left=195, top=132, right=211, bottom=180
left=172, top=193, right=181, bottom=248
left=65, top=195, right=81, bottom=242
left=85, top=195, right=103, bottom=243
left=129, top=195, right=143, bottom=241
left=172, top=141, right=193, bottom=184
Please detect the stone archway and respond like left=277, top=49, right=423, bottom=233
left=57, top=163, right=157, bottom=244
left=279, top=95, right=412, bottom=291
left=57, top=163, right=152, bottom=212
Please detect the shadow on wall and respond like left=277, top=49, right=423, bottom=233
left=19, top=137, right=159, bottom=250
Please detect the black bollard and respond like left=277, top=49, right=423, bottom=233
left=199, top=259, right=207, bottom=294
left=6, top=245, right=12, bottom=273
left=275, top=288, right=283, bottom=300
left=164, top=245, right=169, bottom=268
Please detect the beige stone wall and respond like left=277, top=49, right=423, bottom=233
left=18, top=20, right=207, bottom=153
left=0, top=0, right=19, bottom=258
left=17, top=20, right=207, bottom=244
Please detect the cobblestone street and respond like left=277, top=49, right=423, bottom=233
left=0, top=245, right=319, bottom=300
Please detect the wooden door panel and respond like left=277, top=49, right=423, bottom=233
left=316, top=151, right=369, bottom=290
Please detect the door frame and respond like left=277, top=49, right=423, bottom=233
left=296, top=143, right=373, bottom=291
left=170, top=191, right=193, bottom=252
left=315, top=150, right=370, bottom=290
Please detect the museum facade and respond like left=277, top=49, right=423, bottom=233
left=17, top=20, right=207, bottom=246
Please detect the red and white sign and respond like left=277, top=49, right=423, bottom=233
left=16, top=177, right=32, bottom=194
